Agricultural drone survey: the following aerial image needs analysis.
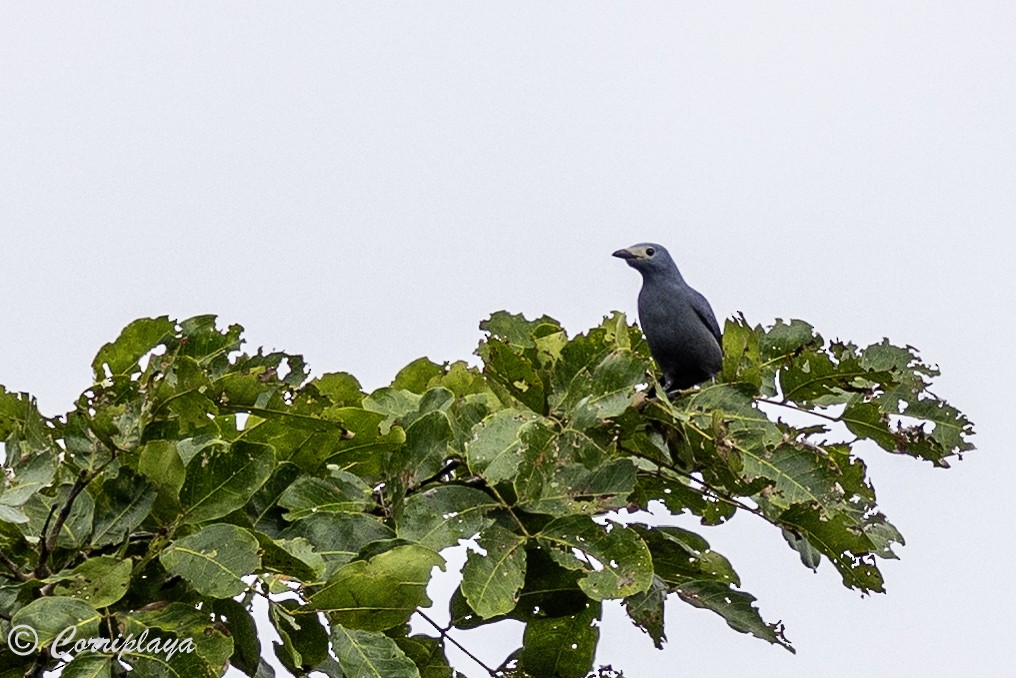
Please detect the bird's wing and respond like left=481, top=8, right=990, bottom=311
left=689, top=289, right=723, bottom=344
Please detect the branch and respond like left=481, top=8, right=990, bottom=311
left=416, top=610, right=498, bottom=677
left=0, top=549, right=29, bottom=582
left=411, top=459, right=463, bottom=493
left=36, top=469, right=91, bottom=579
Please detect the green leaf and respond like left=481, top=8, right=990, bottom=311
left=393, top=634, right=457, bottom=678
left=777, top=503, right=887, bottom=593
left=91, top=468, right=158, bottom=547
left=0, top=503, right=28, bottom=524
left=248, top=462, right=301, bottom=534
left=118, top=601, right=233, bottom=677
left=778, top=347, right=857, bottom=405
left=477, top=340, right=547, bottom=413
left=212, top=599, right=261, bottom=678
left=362, top=388, right=421, bottom=430
left=138, top=440, right=186, bottom=496
left=178, top=440, right=274, bottom=524
left=901, top=397, right=973, bottom=453
left=10, top=596, right=101, bottom=650
left=509, top=420, right=558, bottom=506
left=721, top=314, right=766, bottom=393
left=270, top=599, right=330, bottom=673
left=461, top=525, right=527, bottom=618
left=281, top=512, right=395, bottom=578
left=155, top=356, right=218, bottom=435
left=550, top=323, right=648, bottom=427
left=160, top=524, right=260, bottom=598
left=480, top=311, right=563, bottom=349
left=392, top=358, right=447, bottom=394
left=519, top=600, right=601, bottom=678
left=49, top=556, right=132, bottom=607
left=465, top=408, right=546, bottom=483
left=307, top=544, right=444, bottom=631
left=401, top=408, right=456, bottom=483
left=760, top=318, right=820, bottom=359
left=537, top=516, right=652, bottom=600
left=178, top=315, right=245, bottom=369
left=676, top=580, right=794, bottom=652
left=635, top=525, right=740, bottom=587
left=62, top=655, right=113, bottom=678
left=331, top=624, right=421, bottom=678
left=314, top=371, right=367, bottom=406
left=522, top=458, right=637, bottom=517
left=435, top=361, right=492, bottom=399
left=782, top=528, right=822, bottom=570
left=91, top=316, right=175, bottom=378
left=625, top=576, right=668, bottom=649
left=0, top=452, right=55, bottom=507
left=396, top=485, right=499, bottom=551
left=258, top=534, right=328, bottom=582
left=746, top=444, right=844, bottom=514
left=122, top=650, right=213, bottom=678
left=18, top=482, right=95, bottom=549
left=277, top=472, right=374, bottom=520
left=0, top=386, right=48, bottom=446
left=303, top=405, right=406, bottom=477
left=450, top=546, right=589, bottom=630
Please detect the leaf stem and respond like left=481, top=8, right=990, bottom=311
left=489, top=486, right=531, bottom=538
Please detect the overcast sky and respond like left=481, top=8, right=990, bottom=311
left=2, top=3, right=1014, bottom=677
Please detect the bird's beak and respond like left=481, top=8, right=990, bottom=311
left=612, top=248, right=637, bottom=260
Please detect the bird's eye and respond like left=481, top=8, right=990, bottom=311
left=646, top=247, right=655, bottom=256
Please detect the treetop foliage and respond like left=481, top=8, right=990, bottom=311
left=0, top=311, right=973, bottom=677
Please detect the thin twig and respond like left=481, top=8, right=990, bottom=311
left=0, top=549, right=29, bottom=582
left=131, top=532, right=170, bottom=578
left=417, top=610, right=498, bottom=677
left=652, top=455, right=768, bottom=520
left=755, top=397, right=842, bottom=424
left=622, top=444, right=768, bottom=521
left=412, top=459, right=463, bottom=492
left=35, top=503, right=59, bottom=579
left=36, top=469, right=91, bottom=578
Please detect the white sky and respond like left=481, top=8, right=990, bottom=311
left=2, top=3, right=1014, bottom=677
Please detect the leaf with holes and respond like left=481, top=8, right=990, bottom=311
left=461, top=525, right=528, bottom=619
left=160, top=524, right=261, bottom=598
left=537, top=515, right=652, bottom=600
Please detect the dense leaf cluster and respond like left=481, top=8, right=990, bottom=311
left=0, top=312, right=973, bottom=677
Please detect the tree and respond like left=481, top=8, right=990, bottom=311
left=0, top=312, right=973, bottom=677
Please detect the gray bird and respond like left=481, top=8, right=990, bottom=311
left=613, top=242, right=722, bottom=392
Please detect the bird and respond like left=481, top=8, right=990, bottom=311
left=613, top=242, right=722, bottom=392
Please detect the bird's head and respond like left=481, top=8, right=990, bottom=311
left=612, top=242, right=678, bottom=278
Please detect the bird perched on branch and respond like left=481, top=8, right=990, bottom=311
left=613, top=242, right=722, bottom=392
